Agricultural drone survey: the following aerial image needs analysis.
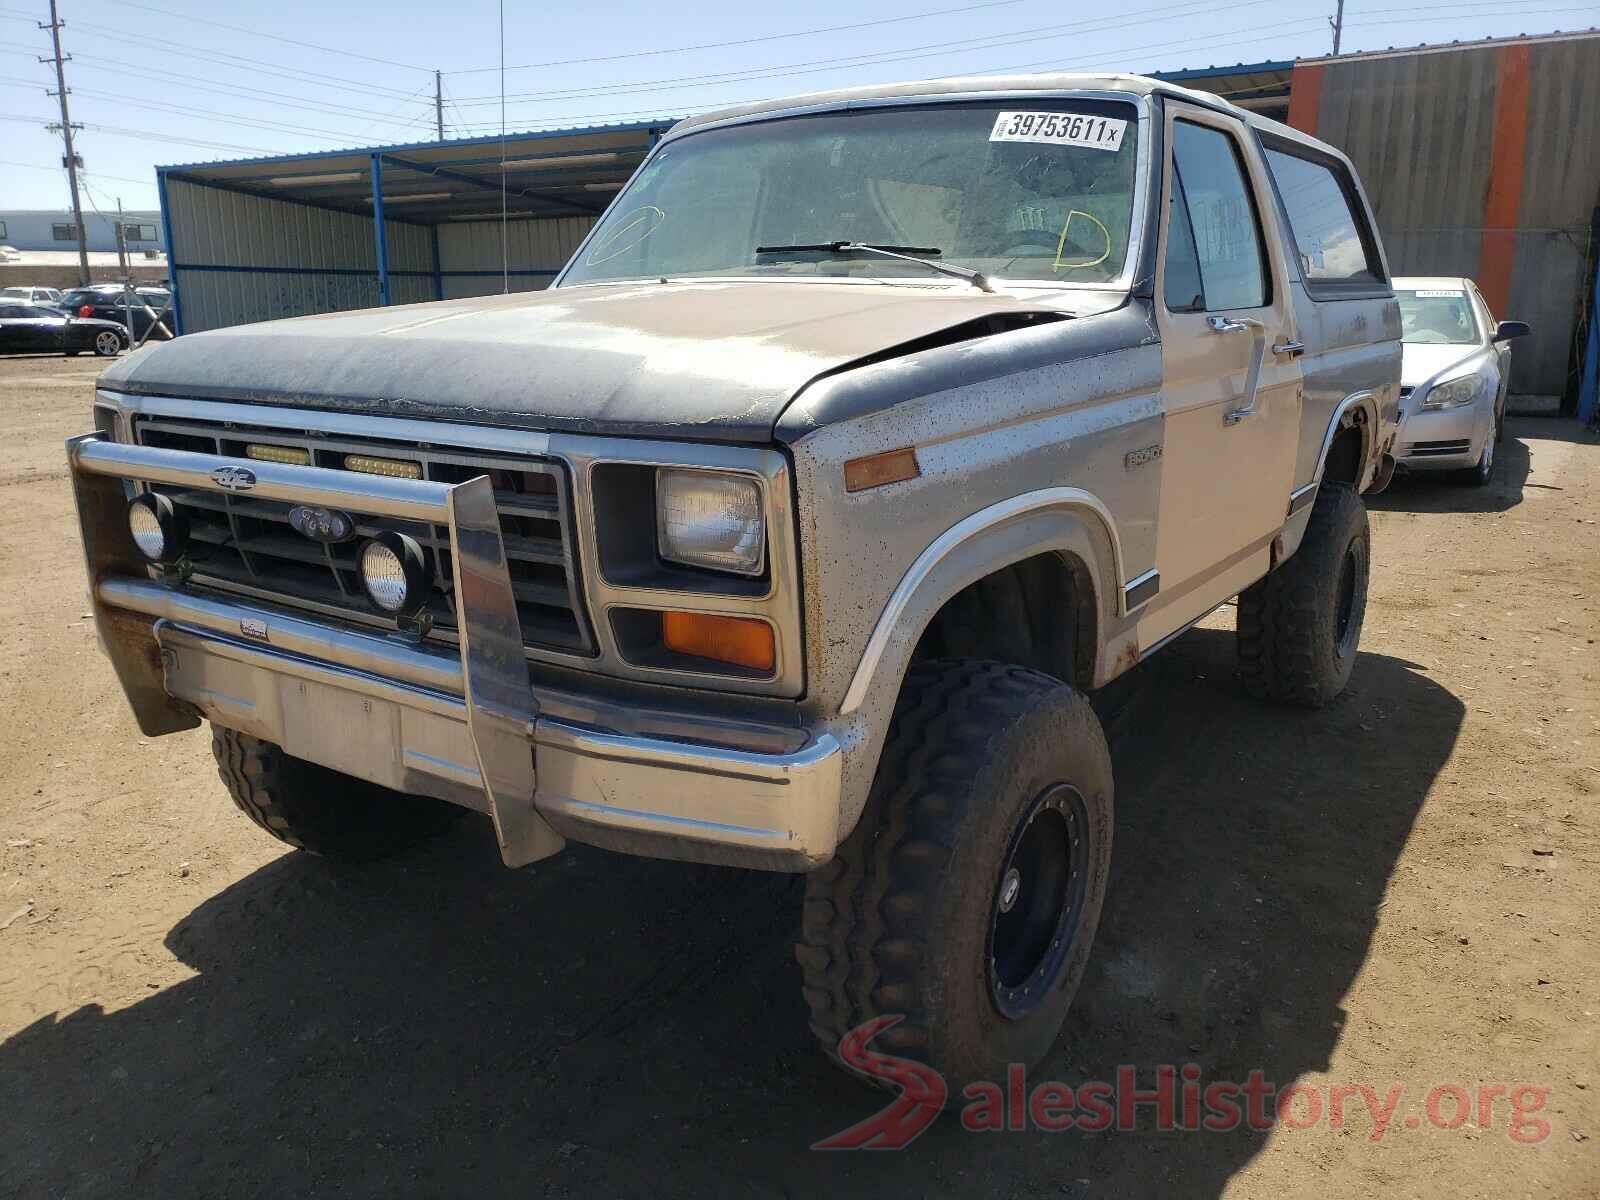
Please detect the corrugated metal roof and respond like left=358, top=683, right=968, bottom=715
left=158, top=118, right=682, bottom=226
left=1298, top=26, right=1600, bottom=65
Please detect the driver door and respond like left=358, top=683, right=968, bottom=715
left=1138, top=104, right=1303, bottom=648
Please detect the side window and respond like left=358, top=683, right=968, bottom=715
left=1163, top=121, right=1268, bottom=312
left=1263, top=146, right=1382, bottom=288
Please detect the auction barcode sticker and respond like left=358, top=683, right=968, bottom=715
left=1416, top=289, right=1466, bottom=297
left=990, top=111, right=1127, bottom=150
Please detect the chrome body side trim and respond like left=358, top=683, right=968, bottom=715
left=1122, top=567, right=1160, bottom=610
left=1287, top=481, right=1318, bottom=516
left=839, top=487, right=1125, bottom=715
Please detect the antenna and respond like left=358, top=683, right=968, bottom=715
left=499, top=0, right=508, bottom=294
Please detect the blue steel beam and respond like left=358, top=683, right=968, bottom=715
left=370, top=153, right=390, bottom=307
left=154, top=168, right=184, bottom=336
left=379, top=154, right=603, bottom=217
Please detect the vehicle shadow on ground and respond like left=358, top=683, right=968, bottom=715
left=1370, top=416, right=1587, bottom=516
left=0, top=628, right=1462, bottom=1199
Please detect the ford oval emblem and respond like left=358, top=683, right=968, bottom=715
left=288, top=504, right=356, bottom=544
left=211, top=466, right=257, bottom=492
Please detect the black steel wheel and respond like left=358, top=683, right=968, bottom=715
left=987, top=783, right=1092, bottom=1019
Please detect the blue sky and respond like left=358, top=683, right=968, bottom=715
left=2, top=0, right=1596, bottom=211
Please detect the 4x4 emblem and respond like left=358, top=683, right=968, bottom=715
left=211, top=466, right=257, bottom=492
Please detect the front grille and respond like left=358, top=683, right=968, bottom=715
left=133, top=416, right=595, bottom=657
left=1403, top=438, right=1471, bottom=458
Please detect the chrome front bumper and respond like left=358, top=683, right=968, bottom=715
left=68, top=433, right=842, bottom=871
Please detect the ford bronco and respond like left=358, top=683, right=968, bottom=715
left=70, top=73, right=1400, bottom=1091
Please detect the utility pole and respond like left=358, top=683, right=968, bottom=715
left=114, top=197, right=128, bottom=275
left=434, top=68, right=445, bottom=141
left=40, top=0, right=89, bottom=286
left=1330, top=0, right=1345, bottom=55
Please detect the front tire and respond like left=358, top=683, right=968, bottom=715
left=211, top=725, right=461, bottom=861
left=92, top=329, right=123, bottom=357
left=1456, top=435, right=1495, bottom=486
left=1236, top=482, right=1370, bottom=707
left=797, top=660, right=1113, bottom=1096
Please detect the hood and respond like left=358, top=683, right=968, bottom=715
left=1400, top=341, right=1485, bottom=388
left=98, top=280, right=1096, bottom=443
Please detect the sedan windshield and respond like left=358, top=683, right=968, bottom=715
left=1397, top=288, right=1481, bottom=345
left=561, top=100, right=1140, bottom=288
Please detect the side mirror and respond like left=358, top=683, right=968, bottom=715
left=1493, top=320, right=1530, bottom=342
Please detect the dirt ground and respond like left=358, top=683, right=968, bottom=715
left=1, top=354, right=1596, bottom=1198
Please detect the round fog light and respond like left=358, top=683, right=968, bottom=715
left=127, top=493, right=187, bottom=563
left=359, top=531, right=429, bottom=616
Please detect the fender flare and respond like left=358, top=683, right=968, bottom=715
left=1300, top=388, right=1380, bottom=503
left=838, top=488, right=1125, bottom=716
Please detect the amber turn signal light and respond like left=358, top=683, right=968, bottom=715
left=661, top=611, right=776, bottom=673
left=844, top=446, right=920, bottom=493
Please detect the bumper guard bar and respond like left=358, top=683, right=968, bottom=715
left=67, top=431, right=565, bottom=866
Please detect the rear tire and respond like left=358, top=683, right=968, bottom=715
left=797, top=660, right=1113, bottom=1097
left=211, top=725, right=461, bottom=861
left=1236, top=482, right=1369, bottom=708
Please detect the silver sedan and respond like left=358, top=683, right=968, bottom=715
left=1394, top=276, right=1530, bottom=486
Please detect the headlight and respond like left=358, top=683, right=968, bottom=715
left=127, top=493, right=187, bottom=563
left=655, top=468, right=765, bottom=576
left=359, top=531, right=430, bottom=616
left=1419, top=374, right=1486, bottom=410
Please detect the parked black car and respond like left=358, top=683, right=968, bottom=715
left=0, top=304, right=129, bottom=356
left=58, top=285, right=173, bottom=341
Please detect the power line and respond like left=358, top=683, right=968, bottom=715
left=66, top=25, right=424, bottom=100
left=446, top=0, right=1032, bottom=74
left=444, top=0, right=1284, bottom=107
left=75, top=0, right=433, bottom=71
left=0, top=157, right=156, bottom=188
left=444, top=19, right=1330, bottom=132
left=0, top=44, right=429, bottom=123
left=0, top=112, right=283, bottom=156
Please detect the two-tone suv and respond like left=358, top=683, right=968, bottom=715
left=70, top=73, right=1400, bottom=1092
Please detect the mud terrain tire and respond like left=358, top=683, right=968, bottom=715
left=797, top=659, right=1113, bottom=1097
left=1236, top=482, right=1369, bottom=707
left=212, top=725, right=460, bottom=860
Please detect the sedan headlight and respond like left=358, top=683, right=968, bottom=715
left=1419, top=374, right=1487, bottom=410
left=655, top=468, right=765, bottom=576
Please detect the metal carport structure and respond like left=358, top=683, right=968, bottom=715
left=156, top=119, right=677, bottom=335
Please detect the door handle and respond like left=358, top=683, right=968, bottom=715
left=1206, top=314, right=1267, bottom=425
left=1272, top=339, right=1305, bottom=357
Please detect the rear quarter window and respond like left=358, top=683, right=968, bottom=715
left=1262, top=142, right=1386, bottom=295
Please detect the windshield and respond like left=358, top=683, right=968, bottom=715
left=561, top=100, right=1140, bottom=288
left=1397, top=288, right=1481, bottom=345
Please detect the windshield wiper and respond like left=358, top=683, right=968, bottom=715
left=754, top=241, right=994, bottom=293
